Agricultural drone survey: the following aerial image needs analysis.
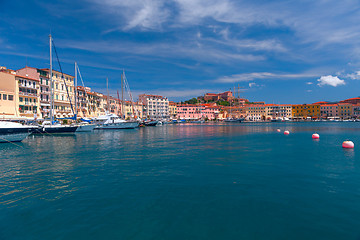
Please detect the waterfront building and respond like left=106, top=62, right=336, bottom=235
left=169, top=101, right=177, bottom=119
left=245, top=104, right=267, bottom=121
left=352, top=104, right=360, bottom=118
left=292, top=104, right=321, bottom=119
left=320, top=104, right=338, bottom=119
left=139, top=94, right=169, bottom=119
left=41, top=69, right=75, bottom=118
left=0, top=71, right=19, bottom=119
left=338, top=103, right=353, bottom=119
left=266, top=104, right=292, bottom=120
left=16, top=67, right=50, bottom=119
left=16, top=74, right=41, bottom=119
left=177, top=104, right=219, bottom=120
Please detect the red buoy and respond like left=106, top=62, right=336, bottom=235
left=312, top=133, right=320, bottom=139
left=277, top=129, right=281, bottom=132
left=284, top=130, right=290, bottom=135
left=342, top=141, right=354, bottom=149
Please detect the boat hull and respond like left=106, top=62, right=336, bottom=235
left=32, top=126, right=78, bottom=134
left=95, top=122, right=139, bottom=129
left=76, top=124, right=96, bottom=132
left=144, top=121, right=158, bottom=126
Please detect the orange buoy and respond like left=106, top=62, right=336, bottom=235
left=277, top=129, right=281, bottom=132
left=284, top=130, right=290, bottom=135
left=342, top=141, right=354, bottom=149
left=312, top=133, right=320, bottom=139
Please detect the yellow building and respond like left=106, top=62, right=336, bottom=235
left=42, top=69, right=76, bottom=118
left=169, top=101, right=177, bottom=119
left=292, top=104, right=320, bottom=119
left=338, top=103, right=353, bottom=119
left=0, top=71, right=19, bottom=119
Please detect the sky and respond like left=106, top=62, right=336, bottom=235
left=1, top=0, right=360, bottom=103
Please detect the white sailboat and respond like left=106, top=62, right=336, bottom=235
left=34, top=34, right=78, bottom=134
left=94, top=73, right=139, bottom=129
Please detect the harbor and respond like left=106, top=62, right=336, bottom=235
left=1, top=122, right=360, bottom=239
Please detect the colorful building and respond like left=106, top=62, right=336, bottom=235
left=177, top=104, right=219, bottom=120
left=245, top=104, right=267, bottom=121
left=0, top=71, right=19, bottom=119
left=41, top=69, right=76, bottom=118
left=292, top=104, right=321, bottom=119
left=139, top=94, right=169, bottom=119
left=338, top=103, right=353, bottom=119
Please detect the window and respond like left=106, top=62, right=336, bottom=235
left=8, top=95, right=13, bottom=101
left=3, top=94, right=7, bottom=100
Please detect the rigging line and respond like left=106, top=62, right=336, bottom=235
left=0, top=136, right=24, bottom=148
left=123, top=73, right=138, bottom=118
left=51, top=39, right=75, bottom=117
left=76, top=64, right=93, bottom=115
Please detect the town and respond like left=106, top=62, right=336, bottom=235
left=0, top=65, right=359, bottom=122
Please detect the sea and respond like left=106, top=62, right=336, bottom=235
left=1, top=122, right=360, bottom=240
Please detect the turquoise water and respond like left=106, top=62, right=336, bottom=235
left=1, top=122, right=360, bottom=239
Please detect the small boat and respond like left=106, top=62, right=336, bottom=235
left=144, top=120, right=158, bottom=126
left=224, top=118, right=243, bottom=122
left=94, top=114, right=139, bottom=129
left=0, top=121, right=32, bottom=143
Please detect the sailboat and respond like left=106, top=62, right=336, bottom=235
left=33, top=35, right=78, bottom=134
left=94, top=72, right=139, bottom=129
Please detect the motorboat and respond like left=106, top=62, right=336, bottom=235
left=144, top=120, right=158, bottom=126
left=0, top=121, right=32, bottom=143
left=94, top=114, right=139, bottom=129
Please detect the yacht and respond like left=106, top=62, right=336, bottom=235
left=94, top=114, right=139, bottom=129
left=0, top=121, right=32, bottom=143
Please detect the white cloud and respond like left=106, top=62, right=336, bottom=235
left=249, top=82, right=257, bottom=88
left=306, top=82, right=313, bottom=85
left=346, top=71, right=360, bottom=80
left=317, top=75, right=345, bottom=87
left=216, top=72, right=319, bottom=83
left=92, top=0, right=169, bottom=30
left=59, top=39, right=264, bottom=63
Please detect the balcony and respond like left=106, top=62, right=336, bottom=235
left=19, top=91, right=37, bottom=97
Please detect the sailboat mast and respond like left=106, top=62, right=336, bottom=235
left=106, top=77, right=109, bottom=113
left=121, top=71, right=124, bottom=119
left=49, top=34, right=53, bottom=125
left=74, top=62, right=77, bottom=117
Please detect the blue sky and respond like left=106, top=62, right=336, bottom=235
left=1, top=0, right=360, bottom=103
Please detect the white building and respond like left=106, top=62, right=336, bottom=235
left=139, top=94, right=169, bottom=119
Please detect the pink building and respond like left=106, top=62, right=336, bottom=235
left=177, top=104, right=219, bottom=120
